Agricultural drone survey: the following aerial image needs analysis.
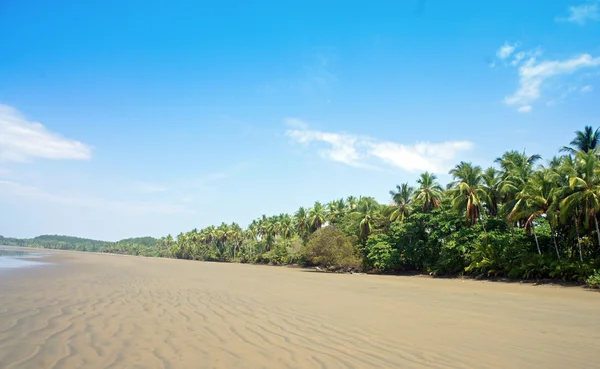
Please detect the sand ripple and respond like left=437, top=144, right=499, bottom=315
left=1, top=252, right=599, bottom=368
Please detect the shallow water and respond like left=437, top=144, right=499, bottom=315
left=0, top=247, right=50, bottom=270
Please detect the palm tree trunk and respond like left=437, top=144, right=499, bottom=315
left=532, top=223, right=541, bottom=255
left=575, top=217, right=583, bottom=262
left=549, top=223, right=560, bottom=259
left=594, top=214, right=600, bottom=248
left=479, top=211, right=487, bottom=232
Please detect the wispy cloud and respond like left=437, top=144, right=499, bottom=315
left=287, top=129, right=366, bottom=168
left=285, top=117, right=309, bottom=130
left=504, top=54, right=600, bottom=110
left=582, top=84, right=593, bottom=92
left=286, top=121, right=473, bottom=173
left=497, top=42, right=518, bottom=60
left=517, top=105, right=532, bottom=113
left=0, top=104, right=92, bottom=162
left=556, top=1, right=599, bottom=25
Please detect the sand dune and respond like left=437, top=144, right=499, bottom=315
left=1, top=251, right=599, bottom=368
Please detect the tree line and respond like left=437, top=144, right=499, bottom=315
left=4, top=126, right=600, bottom=287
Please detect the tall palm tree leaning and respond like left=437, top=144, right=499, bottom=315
left=448, top=162, right=487, bottom=229
left=560, top=126, right=600, bottom=154
left=389, top=183, right=414, bottom=222
left=560, top=151, right=600, bottom=261
left=415, top=172, right=443, bottom=212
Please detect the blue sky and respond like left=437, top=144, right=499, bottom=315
left=1, top=0, right=599, bottom=240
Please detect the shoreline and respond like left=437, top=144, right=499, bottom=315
left=2, top=245, right=594, bottom=291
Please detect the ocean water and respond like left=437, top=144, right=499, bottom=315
left=0, top=247, right=50, bottom=269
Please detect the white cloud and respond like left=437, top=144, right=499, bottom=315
left=582, top=84, right=593, bottom=92
left=497, top=43, right=517, bottom=59
left=518, top=105, right=533, bottom=113
left=286, top=129, right=366, bottom=167
left=286, top=122, right=473, bottom=173
left=556, top=2, right=599, bottom=25
left=0, top=104, right=91, bottom=162
left=511, top=52, right=526, bottom=66
left=504, top=54, right=600, bottom=110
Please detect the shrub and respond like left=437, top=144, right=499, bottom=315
left=302, top=226, right=360, bottom=270
left=365, top=234, right=400, bottom=271
left=587, top=270, right=600, bottom=288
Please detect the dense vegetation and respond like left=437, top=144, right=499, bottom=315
left=0, top=235, right=163, bottom=256
left=4, top=126, right=600, bottom=287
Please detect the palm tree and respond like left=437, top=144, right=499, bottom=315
left=389, top=183, right=414, bottom=222
left=294, top=207, right=310, bottom=241
left=415, top=172, right=443, bottom=212
left=509, top=170, right=559, bottom=256
left=353, top=197, right=380, bottom=242
left=309, top=202, right=327, bottom=231
left=327, top=198, right=346, bottom=224
left=448, top=162, right=487, bottom=227
left=279, top=215, right=294, bottom=245
left=229, top=223, right=242, bottom=260
left=560, top=126, right=600, bottom=154
left=560, top=151, right=600, bottom=261
left=496, top=150, right=542, bottom=219
left=346, top=196, right=358, bottom=211
left=481, top=167, right=502, bottom=217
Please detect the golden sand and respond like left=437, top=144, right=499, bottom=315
left=1, top=250, right=599, bottom=368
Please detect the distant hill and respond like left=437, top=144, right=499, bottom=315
left=116, top=237, right=158, bottom=247
left=33, top=234, right=109, bottom=245
left=1, top=234, right=167, bottom=257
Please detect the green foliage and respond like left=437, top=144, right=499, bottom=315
left=117, top=237, right=158, bottom=247
left=586, top=270, right=600, bottom=288
left=365, top=234, right=400, bottom=271
left=302, top=226, right=360, bottom=270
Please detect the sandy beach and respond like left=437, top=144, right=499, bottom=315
left=1, top=250, right=599, bottom=369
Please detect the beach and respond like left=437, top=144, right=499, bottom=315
left=0, top=250, right=599, bottom=369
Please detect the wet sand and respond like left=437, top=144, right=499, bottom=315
left=1, top=251, right=599, bottom=369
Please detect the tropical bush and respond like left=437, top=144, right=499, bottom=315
left=302, top=226, right=360, bottom=270
left=586, top=270, right=600, bottom=288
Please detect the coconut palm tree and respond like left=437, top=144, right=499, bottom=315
left=353, top=197, right=380, bottom=242
left=294, top=207, right=310, bottom=241
left=229, top=223, right=243, bottom=260
left=346, top=196, right=358, bottom=211
left=327, top=198, right=346, bottom=224
left=279, top=215, right=294, bottom=245
left=560, top=151, right=600, bottom=260
left=496, top=150, right=542, bottom=219
left=481, top=167, right=502, bottom=217
left=415, top=172, right=443, bottom=212
left=560, top=126, right=600, bottom=154
left=389, top=183, right=414, bottom=222
left=309, top=202, right=327, bottom=231
left=448, top=162, right=487, bottom=227
left=509, top=170, right=560, bottom=256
